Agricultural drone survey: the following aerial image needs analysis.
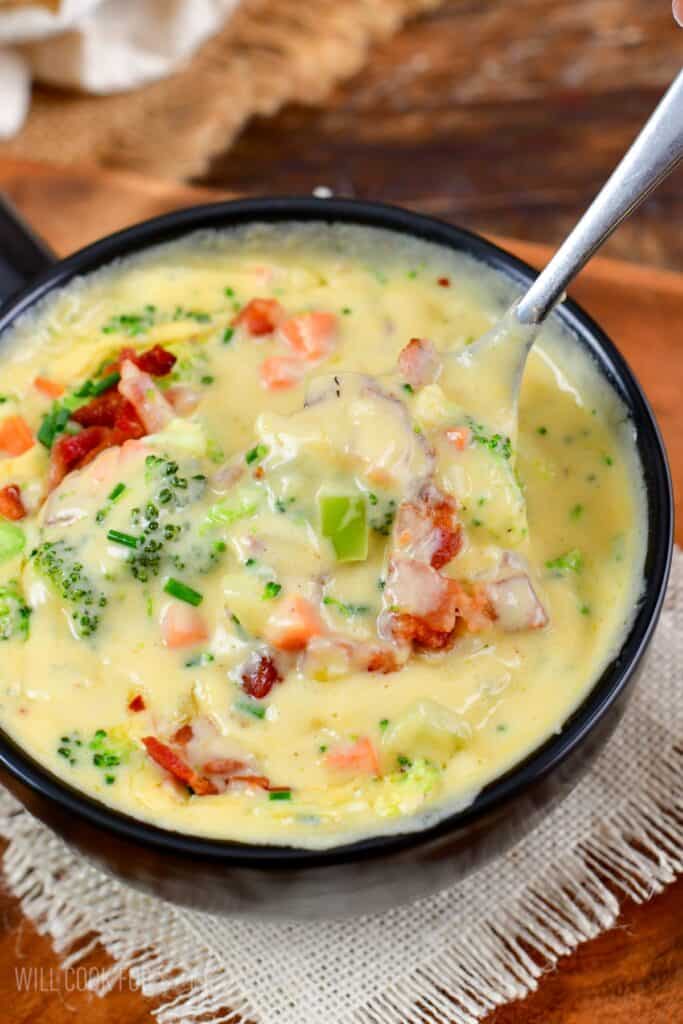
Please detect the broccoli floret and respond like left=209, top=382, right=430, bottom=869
left=33, top=540, right=107, bottom=638
left=0, top=581, right=31, bottom=641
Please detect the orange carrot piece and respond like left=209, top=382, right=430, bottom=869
left=265, top=594, right=323, bottom=651
left=0, top=415, right=34, bottom=456
left=34, top=376, right=65, bottom=399
left=326, top=737, right=381, bottom=776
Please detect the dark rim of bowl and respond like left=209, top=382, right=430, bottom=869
left=0, top=197, right=673, bottom=869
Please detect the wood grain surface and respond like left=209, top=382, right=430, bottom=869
left=201, top=0, right=683, bottom=271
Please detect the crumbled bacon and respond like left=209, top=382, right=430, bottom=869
left=394, top=484, right=461, bottom=570
left=71, top=390, right=144, bottom=435
left=142, top=736, right=217, bottom=796
left=0, top=484, right=26, bottom=521
left=233, top=298, right=284, bottom=336
left=241, top=653, right=282, bottom=700
left=390, top=612, right=459, bottom=651
left=106, top=344, right=177, bottom=378
left=397, top=337, right=441, bottom=389
left=171, top=724, right=194, bottom=745
left=128, top=694, right=146, bottom=712
left=229, top=775, right=271, bottom=790
left=202, top=758, right=248, bottom=776
left=48, top=426, right=110, bottom=491
left=364, top=647, right=402, bottom=674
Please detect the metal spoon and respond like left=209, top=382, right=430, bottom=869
left=443, top=68, right=683, bottom=443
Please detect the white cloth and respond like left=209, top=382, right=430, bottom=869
left=0, top=0, right=240, bottom=139
left=1, top=550, right=682, bottom=1024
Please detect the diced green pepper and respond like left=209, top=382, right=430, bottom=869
left=318, top=492, right=368, bottom=562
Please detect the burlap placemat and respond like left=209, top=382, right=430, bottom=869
left=0, top=0, right=443, bottom=180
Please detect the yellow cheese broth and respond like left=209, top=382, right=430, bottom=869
left=0, top=223, right=646, bottom=848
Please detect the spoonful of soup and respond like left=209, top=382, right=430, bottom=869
left=441, top=68, right=683, bottom=445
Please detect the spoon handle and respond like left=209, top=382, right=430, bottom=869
left=516, top=69, right=683, bottom=326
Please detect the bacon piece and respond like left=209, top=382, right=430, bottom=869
left=398, top=338, right=441, bottom=389
left=128, top=694, right=146, bottom=712
left=484, top=575, right=547, bottom=631
left=71, top=390, right=144, bottom=436
left=142, top=736, right=217, bottom=796
left=0, top=484, right=26, bottom=521
left=386, top=557, right=459, bottom=632
left=229, top=775, right=271, bottom=790
left=233, top=298, right=284, bottom=336
left=241, top=653, right=282, bottom=700
left=450, top=581, right=496, bottom=633
left=171, top=724, right=194, bottom=745
left=202, top=758, right=248, bottom=776
left=165, top=384, right=201, bottom=416
left=48, top=426, right=110, bottom=491
left=390, top=612, right=459, bottom=651
left=118, top=360, right=174, bottom=433
left=107, top=345, right=177, bottom=378
left=364, top=647, right=402, bottom=674
left=394, top=484, right=461, bottom=570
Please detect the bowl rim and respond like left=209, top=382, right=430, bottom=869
left=0, top=196, right=673, bottom=868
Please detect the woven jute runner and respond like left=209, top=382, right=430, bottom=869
left=0, top=0, right=443, bottom=180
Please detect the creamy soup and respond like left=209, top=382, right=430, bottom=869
left=0, top=223, right=645, bottom=848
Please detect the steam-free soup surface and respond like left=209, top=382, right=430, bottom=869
left=0, top=224, right=645, bottom=847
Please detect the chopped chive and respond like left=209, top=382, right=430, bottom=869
left=536, top=426, right=548, bottom=436
left=222, top=327, right=235, bottom=344
left=318, top=744, right=328, bottom=753
left=342, top=306, right=352, bottom=315
left=107, top=529, right=139, bottom=549
left=108, top=482, right=126, bottom=503
left=262, top=581, right=282, bottom=600
left=580, top=603, right=591, bottom=616
left=91, top=371, right=121, bottom=396
left=163, top=578, right=203, bottom=606
left=245, top=443, right=268, bottom=466
left=268, top=789, right=292, bottom=801
left=570, top=503, right=584, bottom=520
left=379, top=718, right=390, bottom=732
left=602, top=454, right=614, bottom=466
left=235, top=698, right=266, bottom=720
left=200, top=375, right=215, bottom=385
left=401, top=382, right=414, bottom=394
left=224, top=286, right=235, bottom=297
left=245, top=557, right=257, bottom=568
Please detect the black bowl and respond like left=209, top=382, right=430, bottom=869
left=0, top=196, right=672, bottom=918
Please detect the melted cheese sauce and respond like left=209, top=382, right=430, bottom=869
left=0, top=223, right=646, bottom=848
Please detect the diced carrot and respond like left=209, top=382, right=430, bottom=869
left=280, top=312, right=337, bottom=361
left=259, top=355, right=305, bottom=391
left=0, top=484, right=26, bottom=521
left=161, top=601, right=209, bottom=649
left=0, top=416, right=34, bottom=457
left=265, top=594, right=323, bottom=651
left=445, top=426, right=471, bottom=451
left=128, top=694, right=146, bottom=712
left=34, top=376, right=65, bottom=399
left=326, top=737, right=381, bottom=776
left=233, top=298, right=284, bottom=336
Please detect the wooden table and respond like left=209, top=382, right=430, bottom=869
left=1, top=1, right=683, bottom=1018
left=200, top=0, right=683, bottom=271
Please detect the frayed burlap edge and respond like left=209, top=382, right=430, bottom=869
left=1, top=0, right=444, bottom=180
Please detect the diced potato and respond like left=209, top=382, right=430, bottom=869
left=381, top=699, right=471, bottom=769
